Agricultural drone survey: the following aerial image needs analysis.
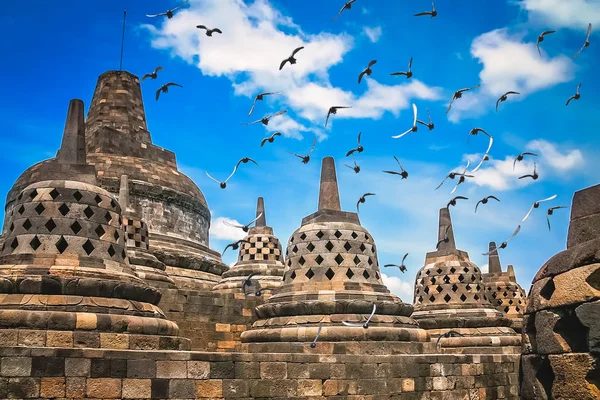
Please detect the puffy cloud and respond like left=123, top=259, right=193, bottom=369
left=210, top=217, right=247, bottom=241
left=381, top=273, right=414, bottom=303
left=363, top=26, right=383, bottom=43
left=518, top=0, right=600, bottom=29
left=526, top=139, right=585, bottom=171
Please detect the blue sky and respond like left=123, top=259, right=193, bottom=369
left=1, top=0, right=599, bottom=301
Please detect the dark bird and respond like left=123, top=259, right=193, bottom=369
left=358, top=60, right=377, bottom=84
left=242, top=272, right=262, bottom=296
left=205, top=166, right=238, bottom=189
left=332, top=0, right=356, bottom=21
left=342, top=304, right=377, bottom=328
left=196, top=25, right=222, bottom=36
left=547, top=206, right=569, bottom=231
left=289, top=136, right=317, bottom=164
left=344, top=159, right=361, bottom=174
left=346, top=132, right=364, bottom=157
left=356, top=193, right=376, bottom=213
left=384, top=253, right=408, bottom=273
left=142, top=66, right=163, bottom=81
left=536, top=30, right=556, bottom=56
left=416, top=108, right=434, bottom=130
left=435, top=164, right=474, bottom=191
left=392, top=103, right=418, bottom=139
left=446, top=84, right=480, bottom=114
left=222, top=239, right=250, bottom=256
left=325, top=106, right=352, bottom=128
left=482, top=226, right=521, bottom=255
left=573, top=23, right=592, bottom=58
left=383, top=156, right=408, bottom=179
left=475, top=196, right=500, bottom=212
left=467, top=127, right=491, bottom=143
left=223, top=213, right=264, bottom=233
left=447, top=196, right=468, bottom=208
left=236, top=157, right=259, bottom=168
left=391, top=57, right=413, bottom=79
left=248, top=91, right=283, bottom=116
left=566, top=83, right=582, bottom=106
left=291, top=325, right=323, bottom=348
left=436, top=331, right=464, bottom=348
left=496, top=91, right=520, bottom=112
left=146, top=0, right=188, bottom=18
left=242, top=110, right=287, bottom=126
left=279, top=46, right=305, bottom=70
left=513, top=152, right=538, bottom=170
left=518, top=162, right=539, bottom=181
left=436, top=225, right=451, bottom=249
left=471, top=153, right=490, bottom=173
left=156, top=82, right=183, bottom=100
left=450, top=161, right=473, bottom=194
left=522, top=195, right=557, bottom=222
left=261, top=132, right=282, bottom=147
left=415, top=0, right=437, bottom=17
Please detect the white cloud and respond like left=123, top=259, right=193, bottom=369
left=381, top=272, right=414, bottom=303
left=363, top=26, right=382, bottom=43
left=210, top=217, right=247, bottom=241
left=518, top=0, right=600, bottom=29
left=526, top=139, right=585, bottom=171
left=479, top=263, right=489, bottom=274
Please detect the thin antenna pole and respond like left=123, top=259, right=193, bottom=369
left=119, top=10, right=127, bottom=71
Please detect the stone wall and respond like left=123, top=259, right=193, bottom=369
left=0, top=346, right=520, bottom=399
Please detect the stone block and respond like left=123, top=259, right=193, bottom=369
left=549, top=353, right=600, bottom=399
left=432, top=376, right=454, bottom=391
left=127, top=359, right=156, bottom=378
left=195, top=379, right=223, bottom=398
left=222, top=379, right=250, bottom=397
left=234, top=361, right=260, bottom=379
left=156, top=360, right=187, bottom=378
left=188, top=361, right=210, bottom=379
left=151, top=378, right=170, bottom=399
left=0, top=331, right=18, bottom=346
left=17, top=330, right=45, bottom=346
left=260, top=362, right=288, bottom=379
left=65, top=357, right=91, bottom=377
left=215, top=323, right=231, bottom=332
left=576, top=300, right=600, bottom=352
left=169, top=379, right=196, bottom=398
left=87, top=378, right=122, bottom=398
left=40, top=377, right=65, bottom=398
left=210, top=361, right=235, bottom=379
left=100, top=333, right=129, bottom=349
left=65, top=377, right=86, bottom=398
left=7, top=377, right=40, bottom=398
left=46, top=330, right=73, bottom=347
left=31, top=356, right=64, bottom=376
left=402, top=378, right=415, bottom=392
left=122, top=378, right=151, bottom=399
left=1, top=357, right=32, bottom=377
left=298, top=379, right=323, bottom=396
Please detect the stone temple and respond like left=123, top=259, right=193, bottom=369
left=0, top=69, right=594, bottom=399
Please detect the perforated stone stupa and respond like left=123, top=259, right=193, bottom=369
left=242, top=157, right=430, bottom=353
left=412, top=208, right=520, bottom=353
left=213, top=197, right=284, bottom=297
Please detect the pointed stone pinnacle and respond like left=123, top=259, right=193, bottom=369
left=437, top=208, right=457, bottom=251
left=507, top=264, right=516, bottom=282
left=57, top=99, right=86, bottom=165
left=256, top=197, right=267, bottom=227
left=488, top=242, right=502, bottom=273
left=318, top=157, right=341, bottom=212
left=119, top=174, right=130, bottom=211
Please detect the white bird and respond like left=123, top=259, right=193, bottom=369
left=248, top=92, right=283, bottom=116
left=342, top=304, right=377, bottom=328
left=146, top=0, right=188, bottom=18
left=522, top=195, right=558, bottom=222
left=392, top=103, right=418, bottom=139
left=566, top=84, right=582, bottom=106
left=223, top=213, right=264, bottom=233
left=482, top=226, right=521, bottom=255
left=205, top=166, right=238, bottom=189
left=573, top=23, right=592, bottom=59
left=291, top=325, right=323, bottom=348
left=536, top=30, right=556, bottom=57
left=450, top=160, right=472, bottom=194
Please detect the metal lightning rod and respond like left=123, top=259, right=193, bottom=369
left=119, top=10, right=127, bottom=71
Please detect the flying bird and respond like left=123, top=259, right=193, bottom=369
left=383, top=156, right=408, bottom=179
left=242, top=272, right=262, bottom=296
left=471, top=153, right=490, bottom=173
left=513, top=152, right=538, bottom=170
left=142, top=66, right=163, bottom=81
left=356, top=193, right=376, bottom=213
left=279, top=46, right=305, bottom=70
left=242, top=110, right=287, bottom=126
left=384, top=253, right=408, bottom=273
left=414, top=0, right=437, bottom=17
left=289, top=136, right=317, bottom=164
left=155, top=82, right=183, bottom=100
left=358, top=60, right=377, bottom=84
left=447, top=196, right=468, bottom=208
left=482, top=225, right=521, bottom=255
left=416, top=108, right=434, bottom=130
left=467, top=127, right=491, bottom=143
left=392, top=103, right=418, bottom=139
left=205, top=166, right=238, bottom=189
left=332, top=0, right=356, bottom=21
left=518, top=162, right=539, bottom=181
left=261, top=132, right=282, bottom=147
left=436, top=225, right=451, bottom=249
left=566, top=83, right=582, bottom=106
left=196, top=25, right=222, bottom=36
left=344, top=159, right=361, bottom=174
left=222, top=239, right=250, bottom=256
left=325, top=106, right=352, bottom=128
left=346, top=132, right=364, bottom=157
left=446, top=84, right=480, bottom=114
left=450, top=160, right=473, bottom=194
left=223, top=213, right=264, bottom=233
left=390, top=57, right=413, bottom=79
left=436, top=331, right=464, bottom=348
left=547, top=206, right=569, bottom=231
left=475, top=196, right=500, bottom=212
left=496, top=91, right=520, bottom=112
left=536, top=30, right=556, bottom=56
left=522, top=195, right=557, bottom=222
left=435, top=165, right=473, bottom=191
left=342, top=304, right=377, bottom=328
left=248, top=91, right=283, bottom=116
left=573, top=23, right=592, bottom=58
left=236, top=157, right=259, bottom=168
left=146, top=0, right=188, bottom=18
left=291, top=325, right=323, bottom=348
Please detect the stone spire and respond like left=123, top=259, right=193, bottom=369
left=488, top=242, right=502, bottom=274
left=437, top=207, right=456, bottom=252
left=256, top=196, right=267, bottom=227
left=507, top=264, right=516, bottom=281
left=56, top=99, right=86, bottom=165
left=119, top=174, right=131, bottom=211
left=318, top=156, right=341, bottom=211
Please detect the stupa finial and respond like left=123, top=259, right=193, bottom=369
left=488, top=242, right=503, bottom=273
left=56, top=99, right=86, bottom=165
left=437, top=207, right=457, bottom=251
left=256, top=197, right=267, bottom=227
left=318, top=157, right=341, bottom=211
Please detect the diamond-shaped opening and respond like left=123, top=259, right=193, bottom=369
left=84, top=206, right=94, bottom=219
left=431, top=277, right=436, bottom=285
left=359, top=243, right=367, bottom=253
left=443, top=275, right=450, bottom=283
left=29, top=189, right=38, bottom=199
left=474, top=268, right=479, bottom=273
left=465, top=284, right=471, bottom=290
left=367, top=258, right=373, bottom=265
left=94, top=194, right=103, bottom=204
left=34, top=203, right=45, bottom=215
left=474, top=294, right=479, bottom=301
left=121, top=249, right=126, bottom=259
left=451, top=284, right=458, bottom=292
left=351, top=231, right=358, bottom=239
left=334, top=254, right=344, bottom=265
left=73, top=191, right=83, bottom=201
left=471, top=275, right=476, bottom=282
left=108, top=245, right=116, bottom=257
left=460, top=294, right=467, bottom=302
left=307, top=242, right=315, bottom=252
left=463, top=267, right=469, bottom=273
left=429, top=295, right=436, bottom=302
left=504, top=306, right=510, bottom=313
left=104, top=212, right=112, bottom=223
left=290, top=271, right=296, bottom=280
left=418, top=296, right=423, bottom=303
left=49, top=188, right=60, bottom=200
left=22, top=219, right=32, bottom=231
left=436, top=285, right=443, bottom=293
left=95, top=225, right=105, bottom=238
left=363, top=270, right=370, bottom=280
left=424, top=286, right=430, bottom=294
left=353, top=255, right=360, bottom=265
left=9, top=223, right=14, bottom=232
left=298, top=256, right=306, bottom=266
left=315, top=255, right=324, bottom=265
left=305, top=268, right=314, bottom=279
left=334, top=230, right=343, bottom=239
left=458, top=274, right=464, bottom=282
left=492, top=292, right=498, bottom=299
left=55, top=236, right=68, bottom=253
left=325, top=241, right=334, bottom=251
left=110, top=199, right=117, bottom=208
left=18, top=192, right=22, bottom=201
left=346, top=269, right=355, bottom=279
left=292, top=245, right=298, bottom=253
left=18, top=205, right=25, bottom=215
left=476, top=284, right=481, bottom=291
left=316, top=231, right=324, bottom=239
left=444, top=294, right=451, bottom=303
left=375, top=272, right=380, bottom=280
left=10, top=238, right=19, bottom=250
left=344, top=242, right=352, bottom=251
left=300, top=233, right=307, bottom=240
left=509, top=299, right=514, bottom=305
left=503, top=291, right=508, bottom=297
left=365, top=234, right=370, bottom=241
left=425, top=270, right=431, bottom=275
left=114, top=230, right=120, bottom=241
left=436, top=268, right=443, bottom=274
left=69, top=221, right=82, bottom=234
left=58, top=203, right=70, bottom=216
left=82, top=239, right=95, bottom=255
left=325, top=268, right=335, bottom=280
left=29, top=235, right=41, bottom=250
left=449, top=267, right=456, bottom=273
left=45, top=218, right=57, bottom=232
left=118, top=216, right=122, bottom=225
left=515, top=306, right=520, bottom=312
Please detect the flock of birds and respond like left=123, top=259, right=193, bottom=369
left=140, top=0, right=593, bottom=344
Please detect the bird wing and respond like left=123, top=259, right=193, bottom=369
left=565, top=95, right=576, bottom=106
left=450, top=181, right=461, bottom=195
left=356, top=199, right=361, bottom=213
left=586, top=23, right=592, bottom=40
left=368, top=60, right=377, bottom=68
left=342, top=321, right=363, bottom=327
left=414, top=11, right=433, bottom=16
left=435, top=175, right=449, bottom=190
left=165, top=82, right=183, bottom=88
left=357, top=131, right=362, bottom=145
left=242, top=119, right=262, bottom=126
left=248, top=97, right=258, bottom=116
left=171, top=0, right=189, bottom=12
left=146, top=12, right=168, bottom=17
left=155, top=66, right=164, bottom=73
left=344, top=163, right=354, bottom=170
left=222, top=220, right=244, bottom=229
left=456, top=196, right=468, bottom=200
left=513, top=157, right=518, bottom=171
left=346, top=149, right=357, bottom=157
left=324, top=111, right=332, bottom=128
left=237, top=157, right=258, bottom=167
left=392, top=127, right=413, bottom=139
left=222, top=243, right=233, bottom=256
left=291, top=46, right=305, bottom=56
left=332, top=4, right=347, bottom=21
left=521, top=203, right=536, bottom=222
left=267, top=109, right=287, bottom=120
left=288, top=151, right=304, bottom=160
left=263, top=91, right=283, bottom=96
left=142, top=74, right=152, bottom=81
left=408, top=57, right=413, bottom=70
left=273, top=132, right=282, bottom=137
left=212, top=28, right=223, bottom=34
left=550, top=206, right=569, bottom=211
left=279, top=58, right=289, bottom=70
left=522, top=152, right=538, bottom=157
left=488, top=196, right=500, bottom=202
left=573, top=43, right=586, bottom=58
left=506, top=225, right=521, bottom=242
left=390, top=71, right=408, bottom=76
left=358, top=70, right=367, bottom=84
left=196, top=25, right=207, bottom=30
left=394, top=156, right=404, bottom=170
left=382, top=170, right=402, bottom=175
left=308, top=136, right=317, bottom=155
left=506, top=91, right=520, bottom=95
left=537, top=40, right=542, bottom=57
left=539, top=194, right=558, bottom=203
left=412, top=103, right=418, bottom=127
left=471, top=156, right=486, bottom=173
left=518, top=174, right=534, bottom=180
left=260, top=138, right=268, bottom=147
left=542, top=30, right=556, bottom=36
left=547, top=215, right=552, bottom=231
left=445, top=97, right=455, bottom=114
left=313, top=325, right=323, bottom=344
left=205, top=171, right=221, bottom=184
left=366, top=304, right=377, bottom=323
left=402, top=253, right=408, bottom=264
left=484, top=137, right=494, bottom=155
left=475, top=200, right=482, bottom=212
left=224, top=165, right=238, bottom=183
left=155, top=88, right=161, bottom=100
left=495, top=97, right=501, bottom=112
left=364, top=193, right=376, bottom=197
left=383, top=264, right=399, bottom=268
